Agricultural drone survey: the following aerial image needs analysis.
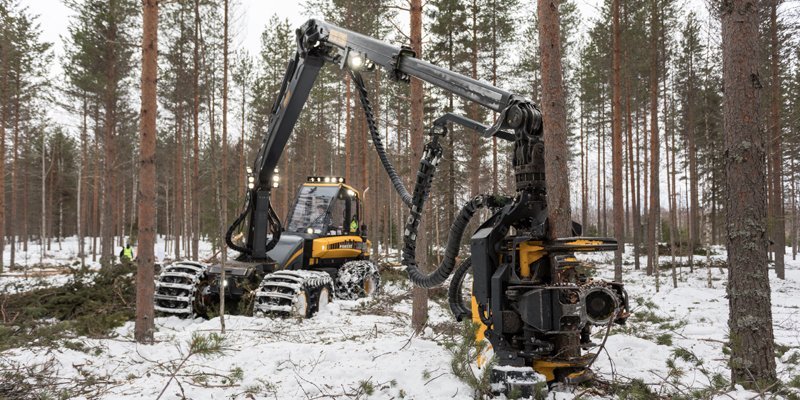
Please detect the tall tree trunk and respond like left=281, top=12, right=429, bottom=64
left=79, top=93, right=89, bottom=268
left=538, top=0, right=575, bottom=358
left=791, top=155, right=797, bottom=260
left=219, top=0, right=230, bottom=334
left=792, top=155, right=797, bottom=260
left=92, top=116, right=100, bottom=261
left=721, top=0, right=777, bottom=387
left=597, top=122, right=601, bottom=233
left=41, top=127, right=46, bottom=263
left=687, top=49, right=699, bottom=269
left=580, top=103, right=588, bottom=230
left=468, top=0, right=480, bottom=198
left=191, top=0, right=201, bottom=260
left=666, top=92, right=678, bottom=288
left=135, top=0, right=158, bottom=344
left=101, top=0, right=119, bottom=266
left=0, top=43, right=6, bottom=273
left=611, top=0, right=624, bottom=282
left=769, top=0, right=784, bottom=279
left=11, top=75, right=19, bottom=268
left=647, top=0, right=660, bottom=285
left=175, top=108, right=183, bottom=259
left=409, top=0, right=428, bottom=334
left=490, top=1, right=499, bottom=194
left=626, top=60, right=640, bottom=271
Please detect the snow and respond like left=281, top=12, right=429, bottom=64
left=3, top=238, right=800, bottom=399
left=3, top=291, right=471, bottom=399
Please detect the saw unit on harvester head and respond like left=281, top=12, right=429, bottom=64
left=159, top=18, right=629, bottom=395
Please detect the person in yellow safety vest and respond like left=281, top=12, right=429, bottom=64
left=349, top=217, right=358, bottom=233
left=120, top=244, right=134, bottom=262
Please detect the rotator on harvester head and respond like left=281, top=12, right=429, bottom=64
left=209, top=18, right=629, bottom=395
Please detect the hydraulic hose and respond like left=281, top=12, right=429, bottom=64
left=225, top=193, right=282, bottom=256
left=351, top=70, right=412, bottom=207
left=403, top=193, right=488, bottom=288
left=226, top=191, right=254, bottom=254
left=350, top=69, right=493, bottom=289
left=448, top=257, right=473, bottom=321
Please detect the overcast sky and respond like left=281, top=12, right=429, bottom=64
left=25, top=0, right=713, bottom=71
left=26, top=0, right=314, bottom=61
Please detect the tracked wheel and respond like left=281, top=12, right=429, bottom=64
left=153, top=261, right=208, bottom=317
left=335, top=260, right=381, bottom=300
left=253, top=270, right=333, bottom=318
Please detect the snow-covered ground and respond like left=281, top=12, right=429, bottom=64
left=2, top=238, right=800, bottom=399
left=586, top=247, right=800, bottom=399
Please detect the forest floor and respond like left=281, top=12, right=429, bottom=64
left=1, top=237, right=800, bottom=399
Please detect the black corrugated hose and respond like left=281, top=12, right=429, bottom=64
left=225, top=192, right=282, bottom=255
left=448, top=257, right=473, bottom=321
left=350, top=70, right=413, bottom=208
left=351, top=69, right=490, bottom=290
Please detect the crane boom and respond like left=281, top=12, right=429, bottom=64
left=238, top=18, right=540, bottom=259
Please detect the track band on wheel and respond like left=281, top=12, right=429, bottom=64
left=254, top=270, right=333, bottom=318
left=335, top=260, right=381, bottom=300
left=154, top=261, right=208, bottom=317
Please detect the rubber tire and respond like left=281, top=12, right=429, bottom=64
left=292, top=289, right=311, bottom=318
left=335, top=260, right=381, bottom=300
left=317, top=286, right=332, bottom=313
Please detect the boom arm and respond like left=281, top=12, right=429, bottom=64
left=233, top=18, right=542, bottom=260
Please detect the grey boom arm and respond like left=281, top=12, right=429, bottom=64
left=234, top=18, right=540, bottom=260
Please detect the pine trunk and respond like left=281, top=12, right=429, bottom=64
left=191, top=0, right=201, bottom=260
left=611, top=0, right=624, bottom=282
left=721, top=0, right=777, bottom=387
left=538, top=0, right=576, bottom=357
left=135, top=0, right=158, bottom=344
left=769, top=0, right=784, bottom=279
left=220, top=0, right=231, bottom=333
left=647, top=0, right=660, bottom=282
left=11, top=75, right=19, bottom=268
left=0, top=43, right=5, bottom=274
left=101, top=0, right=119, bottom=266
left=409, top=0, right=428, bottom=334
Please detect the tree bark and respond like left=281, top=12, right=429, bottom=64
left=220, top=0, right=230, bottom=333
left=647, top=0, right=660, bottom=283
left=538, top=0, right=576, bottom=357
left=769, top=0, right=784, bottom=279
left=0, top=41, right=6, bottom=274
left=468, top=0, right=480, bottom=199
left=101, top=0, right=119, bottom=267
left=79, top=93, right=89, bottom=268
left=611, top=0, right=624, bottom=282
left=191, top=0, right=201, bottom=260
left=11, top=74, right=19, bottom=268
left=409, top=0, right=428, bottom=334
left=135, top=0, right=158, bottom=344
left=721, top=0, right=777, bottom=387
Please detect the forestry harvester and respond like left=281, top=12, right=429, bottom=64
left=158, top=18, right=629, bottom=394
left=153, top=177, right=380, bottom=318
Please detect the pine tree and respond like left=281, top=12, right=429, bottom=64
left=538, top=0, right=575, bottom=358
left=611, top=0, right=624, bottom=282
left=135, top=0, right=157, bottom=344
left=721, top=0, right=777, bottom=387
left=409, top=0, right=428, bottom=334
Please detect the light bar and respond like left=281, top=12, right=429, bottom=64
left=307, top=176, right=345, bottom=184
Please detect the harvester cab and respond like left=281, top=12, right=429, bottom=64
left=287, top=177, right=363, bottom=238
